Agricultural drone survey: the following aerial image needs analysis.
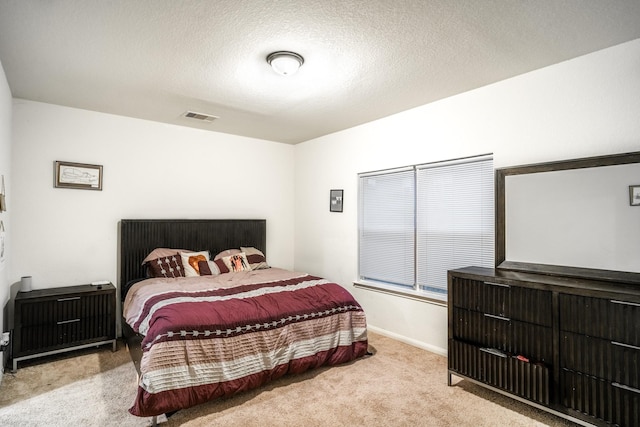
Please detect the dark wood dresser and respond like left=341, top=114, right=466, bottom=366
left=12, top=283, right=117, bottom=371
left=448, top=266, right=640, bottom=427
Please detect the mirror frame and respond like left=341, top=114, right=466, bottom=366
left=495, top=150, right=640, bottom=284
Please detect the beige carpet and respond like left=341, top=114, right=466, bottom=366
left=0, top=332, right=577, bottom=427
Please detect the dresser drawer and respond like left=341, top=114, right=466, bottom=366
left=453, top=307, right=510, bottom=351
left=562, top=369, right=640, bottom=427
left=452, top=277, right=510, bottom=316
left=561, top=332, right=640, bottom=389
left=449, top=339, right=550, bottom=405
left=560, top=295, right=640, bottom=346
left=451, top=277, right=552, bottom=326
left=453, top=308, right=553, bottom=363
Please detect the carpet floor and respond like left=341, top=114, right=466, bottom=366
left=0, top=332, right=578, bottom=426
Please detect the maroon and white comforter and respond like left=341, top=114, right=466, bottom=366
left=123, top=268, right=368, bottom=417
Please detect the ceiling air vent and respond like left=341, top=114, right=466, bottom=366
left=183, top=111, right=219, bottom=123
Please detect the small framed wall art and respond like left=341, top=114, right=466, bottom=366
left=55, top=161, right=103, bottom=191
left=630, top=185, right=640, bottom=206
left=330, top=189, right=343, bottom=212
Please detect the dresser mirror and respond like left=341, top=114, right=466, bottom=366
left=496, top=151, right=640, bottom=283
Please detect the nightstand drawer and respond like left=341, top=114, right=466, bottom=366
left=17, top=315, right=114, bottom=357
left=18, top=293, right=113, bottom=326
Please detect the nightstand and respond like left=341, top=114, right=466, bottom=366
left=12, top=283, right=116, bottom=372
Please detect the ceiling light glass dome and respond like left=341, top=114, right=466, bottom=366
left=267, top=51, right=304, bottom=75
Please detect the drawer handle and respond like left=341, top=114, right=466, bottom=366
left=612, top=382, right=640, bottom=395
left=479, top=347, right=507, bottom=358
left=484, top=282, right=510, bottom=288
left=57, top=318, right=81, bottom=325
left=57, top=297, right=81, bottom=302
left=484, top=313, right=510, bottom=322
left=610, top=300, right=640, bottom=307
left=611, top=341, right=640, bottom=351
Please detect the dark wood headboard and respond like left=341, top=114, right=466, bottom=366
left=118, top=219, right=266, bottom=301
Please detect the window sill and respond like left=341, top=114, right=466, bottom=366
left=353, top=280, right=447, bottom=307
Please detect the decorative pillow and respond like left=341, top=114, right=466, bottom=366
left=214, top=249, right=241, bottom=261
left=180, top=250, right=210, bottom=277
left=147, top=253, right=185, bottom=278
left=240, top=247, right=270, bottom=270
left=142, top=248, right=189, bottom=265
left=213, top=258, right=230, bottom=274
left=197, top=260, right=221, bottom=276
left=222, top=252, right=252, bottom=272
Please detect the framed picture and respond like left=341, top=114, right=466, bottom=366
left=630, top=185, right=640, bottom=206
left=330, top=189, right=343, bottom=212
left=55, top=161, right=103, bottom=190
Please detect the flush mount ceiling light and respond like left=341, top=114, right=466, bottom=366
left=266, top=51, right=304, bottom=76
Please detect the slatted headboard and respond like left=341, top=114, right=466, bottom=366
left=118, top=219, right=266, bottom=302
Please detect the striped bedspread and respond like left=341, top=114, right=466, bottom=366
left=123, top=268, right=368, bottom=417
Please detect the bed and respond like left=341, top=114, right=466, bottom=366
left=119, top=219, right=369, bottom=422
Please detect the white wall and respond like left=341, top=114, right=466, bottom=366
left=10, top=101, right=295, bottom=297
left=0, top=60, right=11, bottom=338
left=294, top=39, right=640, bottom=355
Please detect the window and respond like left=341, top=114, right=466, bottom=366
left=358, top=155, right=494, bottom=301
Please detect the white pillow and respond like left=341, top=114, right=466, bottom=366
left=180, top=250, right=210, bottom=277
left=222, top=252, right=252, bottom=272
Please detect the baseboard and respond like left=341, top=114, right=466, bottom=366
left=367, top=325, right=447, bottom=357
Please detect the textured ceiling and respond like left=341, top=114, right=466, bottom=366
left=1, top=1, right=640, bottom=144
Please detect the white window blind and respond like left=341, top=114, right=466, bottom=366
left=358, top=168, right=415, bottom=288
left=416, top=157, right=494, bottom=295
left=358, top=155, right=493, bottom=300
